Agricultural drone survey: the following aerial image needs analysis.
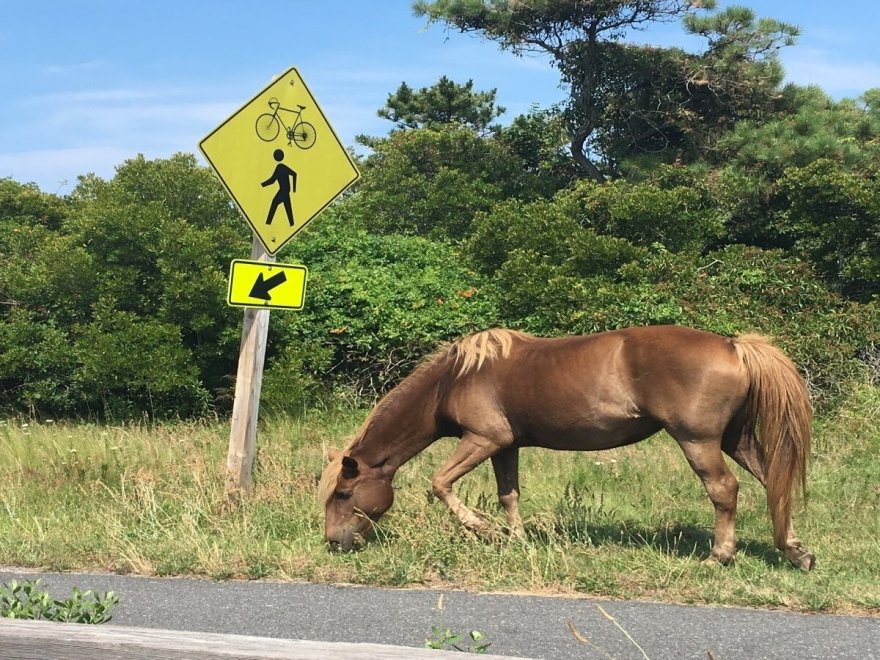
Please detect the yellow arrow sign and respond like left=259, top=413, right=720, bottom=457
left=200, top=67, right=359, bottom=255
left=227, top=260, right=308, bottom=310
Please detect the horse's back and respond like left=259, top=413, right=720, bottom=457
left=442, top=326, right=749, bottom=449
left=613, top=326, right=748, bottom=434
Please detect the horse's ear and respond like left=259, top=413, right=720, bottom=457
left=341, top=455, right=359, bottom=479
left=327, top=448, right=341, bottom=462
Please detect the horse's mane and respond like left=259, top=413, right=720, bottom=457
left=317, top=328, right=533, bottom=506
left=449, top=328, right=533, bottom=377
left=317, top=457, right=344, bottom=507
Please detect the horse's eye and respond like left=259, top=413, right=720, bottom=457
left=334, top=491, right=352, bottom=500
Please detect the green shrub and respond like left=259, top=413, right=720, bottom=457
left=277, top=216, right=499, bottom=395
left=466, top=198, right=644, bottom=278
left=0, top=309, right=79, bottom=415
left=347, top=124, right=565, bottom=240
left=556, top=175, right=724, bottom=252
left=72, top=299, right=210, bottom=419
left=486, top=253, right=687, bottom=335
left=0, top=155, right=244, bottom=419
left=775, top=159, right=880, bottom=300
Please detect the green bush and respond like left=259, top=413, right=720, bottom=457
left=72, top=298, right=210, bottom=419
left=0, top=309, right=79, bottom=415
left=466, top=198, right=644, bottom=278
left=707, top=166, right=779, bottom=248
left=348, top=124, right=566, bottom=240
left=556, top=174, right=724, bottom=252
left=485, top=251, right=687, bottom=335
left=775, top=159, right=880, bottom=300
left=275, top=214, right=499, bottom=396
left=0, top=155, right=243, bottom=419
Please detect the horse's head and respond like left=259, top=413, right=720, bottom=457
left=319, top=449, right=394, bottom=552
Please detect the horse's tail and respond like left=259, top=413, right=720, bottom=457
left=733, top=334, right=812, bottom=549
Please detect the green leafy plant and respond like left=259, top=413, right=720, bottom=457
left=425, top=594, right=491, bottom=654
left=425, top=625, right=491, bottom=654
left=0, top=579, right=119, bottom=624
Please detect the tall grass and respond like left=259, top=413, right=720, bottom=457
left=0, top=386, right=878, bottom=614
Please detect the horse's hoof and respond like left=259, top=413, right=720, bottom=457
left=484, top=529, right=506, bottom=544
left=463, top=524, right=500, bottom=544
left=703, top=552, right=735, bottom=567
left=784, top=545, right=815, bottom=570
left=796, top=551, right=816, bottom=571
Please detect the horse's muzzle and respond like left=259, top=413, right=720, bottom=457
left=327, top=528, right=365, bottom=553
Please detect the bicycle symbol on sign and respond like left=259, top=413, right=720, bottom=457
left=255, top=97, right=317, bottom=149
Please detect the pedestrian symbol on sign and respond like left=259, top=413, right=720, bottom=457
left=261, top=149, right=297, bottom=226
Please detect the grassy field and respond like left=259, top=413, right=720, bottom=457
left=0, top=385, right=878, bottom=616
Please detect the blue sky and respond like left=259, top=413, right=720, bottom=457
left=2, top=1, right=879, bottom=193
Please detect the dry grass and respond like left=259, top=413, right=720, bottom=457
left=0, top=386, right=878, bottom=614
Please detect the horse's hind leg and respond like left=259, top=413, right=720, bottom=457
left=491, top=447, right=526, bottom=539
left=676, top=438, right=739, bottom=565
left=722, top=431, right=815, bottom=569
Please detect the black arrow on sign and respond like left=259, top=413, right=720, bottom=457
left=249, top=271, right=287, bottom=301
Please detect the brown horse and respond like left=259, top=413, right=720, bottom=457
left=319, top=325, right=815, bottom=569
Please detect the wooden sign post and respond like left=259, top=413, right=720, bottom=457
left=224, top=237, right=275, bottom=500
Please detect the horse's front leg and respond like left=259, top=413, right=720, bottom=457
left=431, top=432, right=507, bottom=540
left=491, top=446, right=526, bottom=539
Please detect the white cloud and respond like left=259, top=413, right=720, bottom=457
left=42, top=60, right=109, bottom=76
left=44, top=99, right=237, bottom=133
left=28, top=87, right=173, bottom=104
left=12, top=84, right=241, bottom=152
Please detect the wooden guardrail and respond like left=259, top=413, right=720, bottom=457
left=0, top=619, right=530, bottom=659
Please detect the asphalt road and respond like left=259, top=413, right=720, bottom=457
left=0, top=570, right=877, bottom=659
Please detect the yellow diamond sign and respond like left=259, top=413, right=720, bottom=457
left=227, top=260, right=308, bottom=310
left=200, top=67, right=359, bottom=255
